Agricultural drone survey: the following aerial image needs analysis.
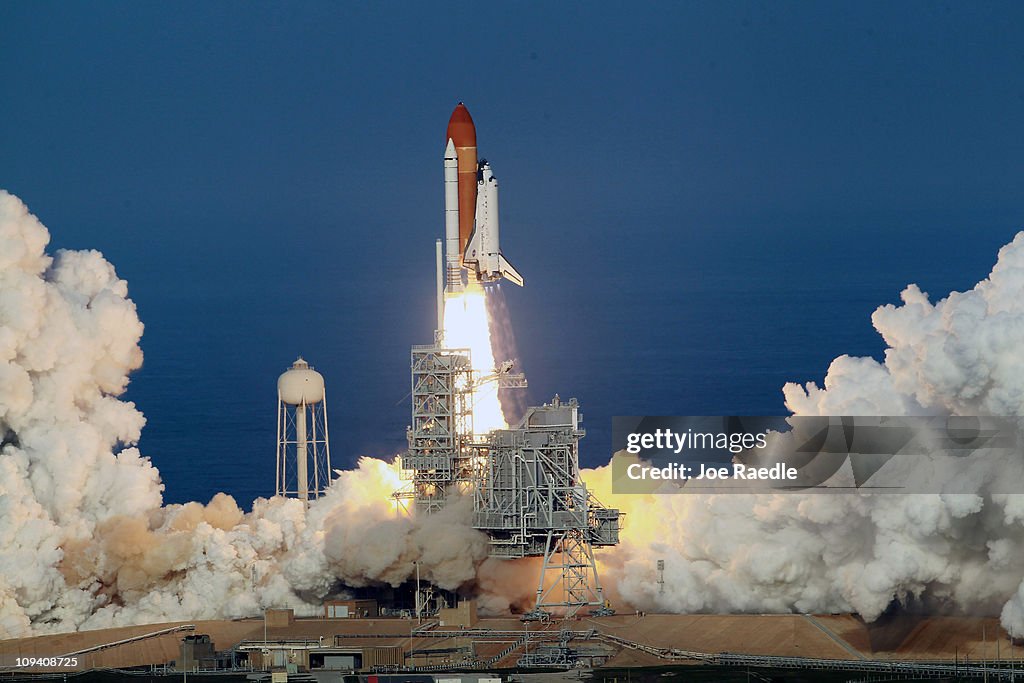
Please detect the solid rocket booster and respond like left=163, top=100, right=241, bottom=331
left=444, top=139, right=461, bottom=290
left=443, top=102, right=523, bottom=290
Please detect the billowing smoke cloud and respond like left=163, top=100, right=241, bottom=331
left=588, top=232, right=1024, bottom=635
left=0, top=191, right=491, bottom=637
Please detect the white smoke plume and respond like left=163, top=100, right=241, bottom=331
left=0, top=191, right=490, bottom=637
left=588, top=232, right=1024, bottom=635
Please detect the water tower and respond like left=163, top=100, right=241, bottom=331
left=276, top=357, right=332, bottom=501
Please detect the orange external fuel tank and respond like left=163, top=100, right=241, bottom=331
left=446, top=103, right=478, bottom=260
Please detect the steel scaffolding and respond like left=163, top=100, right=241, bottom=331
left=400, top=344, right=476, bottom=515
left=399, top=337, right=621, bottom=619
left=472, top=397, right=620, bottom=619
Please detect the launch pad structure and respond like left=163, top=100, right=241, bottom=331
left=472, top=396, right=621, bottom=619
left=397, top=249, right=622, bottom=620
left=402, top=341, right=478, bottom=515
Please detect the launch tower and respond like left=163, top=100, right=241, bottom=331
left=472, top=396, right=621, bottom=619
left=402, top=342, right=477, bottom=514
left=400, top=351, right=620, bottom=618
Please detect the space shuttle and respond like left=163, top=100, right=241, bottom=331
left=444, top=103, right=523, bottom=292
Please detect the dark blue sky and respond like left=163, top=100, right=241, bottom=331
left=3, top=2, right=1024, bottom=505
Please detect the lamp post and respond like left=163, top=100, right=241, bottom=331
left=262, top=608, right=269, bottom=673
left=414, top=561, right=422, bottom=624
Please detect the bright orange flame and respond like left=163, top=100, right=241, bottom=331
left=333, top=456, right=405, bottom=513
left=444, top=283, right=505, bottom=434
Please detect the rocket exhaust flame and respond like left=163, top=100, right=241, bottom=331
left=443, top=284, right=507, bottom=434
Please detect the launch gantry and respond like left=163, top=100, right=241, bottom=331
left=472, top=396, right=621, bottom=619
left=399, top=338, right=526, bottom=514
left=399, top=337, right=621, bottom=619
left=401, top=343, right=477, bottom=515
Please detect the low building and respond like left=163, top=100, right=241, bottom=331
left=438, top=600, right=477, bottom=628
left=325, top=599, right=380, bottom=618
left=176, top=634, right=216, bottom=671
left=264, top=608, right=295, bottom=628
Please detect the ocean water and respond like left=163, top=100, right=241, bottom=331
left=121, top=213, right=1018, bottom=508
